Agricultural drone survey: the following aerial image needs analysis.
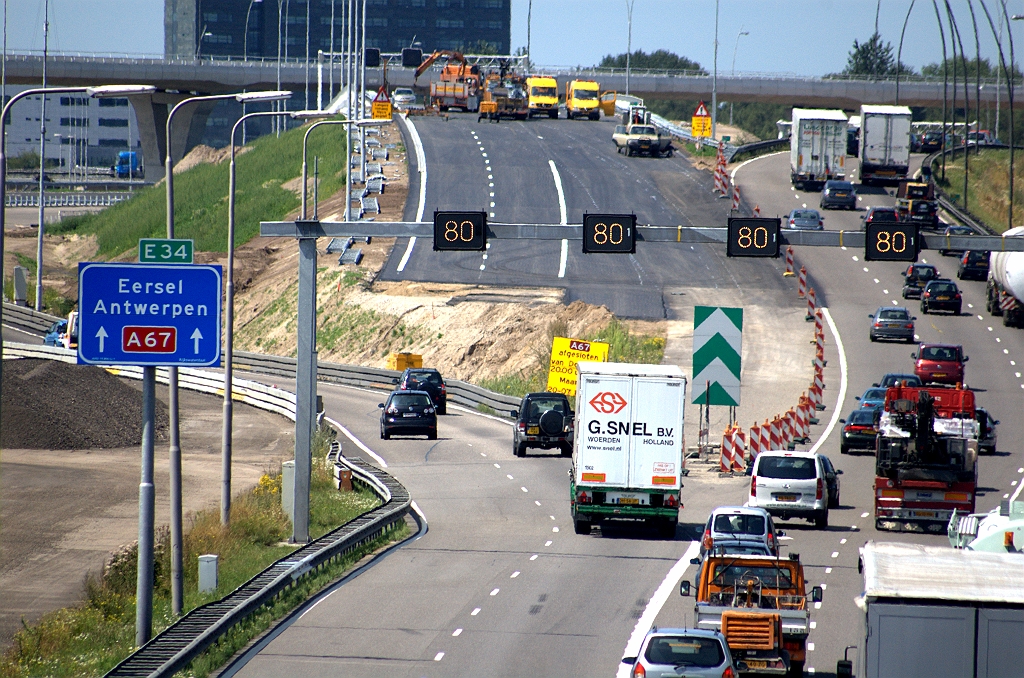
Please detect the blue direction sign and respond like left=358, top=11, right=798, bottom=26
left=77, top=262, right=222, bottom=366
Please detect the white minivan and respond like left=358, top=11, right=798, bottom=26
left=748, top=451, right=831, bottom=528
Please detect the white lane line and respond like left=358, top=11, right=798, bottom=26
left=616, top=541, right=701, bottom=678
left=558, top=238, right=568, bottom=278
left=521, top=486, right=529, bottom=492
left=434, top=652, right=445, bottom=661
left=507, top=474, right=514, bottom=480
left=490, top=588, right=500, bottom=596
left=840, top=538, right=848, bottom=544
left=825, top=567, right=833, bottom=574
left=511, top=571, right=520, bottom=578
left=545, top=540, right=553, bottom=546
left=549, top=159, right=568, bottom=225
left=809, top=308, right=847, bottom=455
left=471, top=608, right=481, bottom=616
left=400, top=115, right=428, bottom=222
left=452, top=628, right=463, bottom=636
left=494, top=463, right=501, bottom=468
left=530, top=554, right=539, bottom=560
left=535, top=500, right=542, bottom=506
left=810, top=621, right=817, bottom=629
left=327, top=416, right=388, bottom=468
left=552, top=526, right=559, bottom=532
left=808, top=642, right=816, bottom=651
left=729, top=150, right=788, bottom=182
left=831, top=551, right=839, bottom=558
left=396, top=236, right=417, bottom=273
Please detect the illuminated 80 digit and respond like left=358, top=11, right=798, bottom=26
left=444, top=220, right=475, bottom=242
left=874, top=230, right=907, bottom=253
left=592, top=222, right=624, bottom=245
left=736, top=226, right=769, bottom=249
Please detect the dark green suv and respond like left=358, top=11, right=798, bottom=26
left=510, top=392, right=574, bottom=457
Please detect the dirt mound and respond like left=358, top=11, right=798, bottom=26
left=2, top=359, right=169, bottom=450
left=173, top=144, right=252, bottom=174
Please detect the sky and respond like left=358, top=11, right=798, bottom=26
left=4, top=0, right=1024, bottom=77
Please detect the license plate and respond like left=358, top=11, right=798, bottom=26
left=774, top=494, right=798, bottom=502
left=403, top=413, right=418, bottom=418
left=915, top=510, right=936, bottom=518
left=618, top=497, right=640, bottom=505
left=745, top=661, right=768, bottom=669
left=887, top=323, right=901, bottom=328
left=937, top=296, right=950, bottom=300
left=933, top=373, right=947, bottom=378
left=836, top=192, right=848, bottom=197
left=527, top=426, right=539, bottom=435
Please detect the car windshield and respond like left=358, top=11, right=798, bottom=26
left=632, top=126, right=656, bottom=135
left=849, top=409, right=876, bottom=425
left=863, top=388, right=887, bottom=401
left=792, top=210, right=818, bottom=220
left=757, top=456, right=817, bottom=480
left=921, top=346, right=959, bottom=361
left=713, top=513, right=766, bottom=536
left=877, top=309, right=909, bottom=321
left=644, top=636, right=725, bottom=668
left=531, top=86, right=557, bottom=97
left=573, top=88, right=598, bottom=100
left=394, top=89, right=413, bottom=96
left=390, top=394, right=431, bottom=408
left=526, top=398, right=567, bottom=418
left=711, top=563, right=795, bottom=589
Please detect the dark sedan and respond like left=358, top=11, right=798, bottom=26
left=939, top=225, right=974, bottom=256
left=396, top=368, right=447, bottom=414
left=920, top=279, right=962, bottom=315
left=874, top=372, right=922, bottom=388
left=901, top=263, right=940, bottom=299
left=379, top=390, right=438, bottom=440
left=820, top=180, right=857, bottom=210
left=920, top=131, right=943, bottom=153
left=861, top=206, right=900, bottom=230
left=869, top=306, right=916, bottom=343
left=957, top=250, right=989, bottom=281
left=840, top=408, right=877, bottom=454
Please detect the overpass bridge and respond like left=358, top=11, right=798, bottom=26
left=5, top=52, right=1022, bottom=180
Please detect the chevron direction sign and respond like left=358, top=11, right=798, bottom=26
left=691, top=306, right=742, bottom=406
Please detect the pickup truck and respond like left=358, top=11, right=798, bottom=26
left=612, top=123, right=672, bottom=157
left=680, top=553, right=821, bottom=677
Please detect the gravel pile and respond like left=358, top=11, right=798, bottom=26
left=2, top=359, right=169, bottom=450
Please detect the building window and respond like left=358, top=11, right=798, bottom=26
left=437, top=0, right=465, bottom=6
left=98, top=139, right=128, bottom=148
left=203, top=33, right=233, bottom=44
left=202, top=12, right=232, bottom=22
left=98, top=118, right=129, bottom=128
left=59, top=117, right=90, bottom=127
left=396, top=18, right=425, bottom=28
left=99, top=98, right=129, bottom=108
left=59, top=97, right=90, bottom=106
left=368, top=17, right=387, bottom=26
left=476, top=0, right=502, bottom=6
left=436, top=18, right=465, bottom=28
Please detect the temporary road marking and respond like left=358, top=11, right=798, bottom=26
left=1005, top=493, right=1011, bottom=499
left=825, top=567, right=832, bottom=574
left=978, top=315, right=985, bottom=320
left=988, top=326, right=994, bottom=331
left=511, top=571, right=520, bottom=578
left=434, top=652, right=445, bottom=661
left=831, top=552, right=839, bottom=558
left=1019, top=468, right=1024, bottom=473
left=521, top=486, right=529, bottom=492
left=820, top=583, right=827, bottom=589
left=552, top=526, right=559, bottom=532
left=883, top=289, right=888, bottom=294
left=997, top=338, right=1002, bottom=342
left=851, top=525, right=857, bottom=530
left=809, top=308, right=847, bottom=455
left=861, top=511, right=870, bottom=518
left=1012, top=480, right=1018, bottom=486
left=852, top=255, right=859, bottom=261
left=810, top=621, right=817, bottom=629
left=490, top=201, right=496, bottom=207
left=549, top=160, right=568, bottom=225
left=808, top=668, right=816, bottom=674
left=535, top=500, right=542, bottom=506
left=840, top=538, right=847, bottom=544
left=863, top=267, right=869, bottom=272
left=538, top=135, right=544, bottom=139
left=452, top=628, right=463, bottom=636
left=489, top=212, right=495, bottom=217
left=1012, top=361, right=1017, bottom=366
left=488, top=174, right=493, bottom=179
left=778, top=535, right=794, bottom=541
left=507, top=474, right=514, bottom=479
left=892, top=300, right=899, bottom=305
left=550, top=515, right=556, bottom=520
left=545, top=540, right=553, bottom=546
left=874, top=278, right=879, bottom=283
left=558, top=239, right=568, bottom=278
left=530, top=554, right=539, bottom=560
left=494, top=463, right=501, bottom=468
left=471, top=608, right=481, bottom=616
left=922, top=258, right=928, bottom=263
left=808, top=643, right=815, bottom=651
left=401, top=116, right=428, bottom=222
left=482, top=152, right=488, bottom=157
left=396, top=236, right=417, bottom=273
left=489, top=182, right=494, bottom=187
left=481, top=452, right=486, bottom=457
left=490, top=192, right=495, bottom=197
left=328, top=416, right=388, bottom=468
left=814, top=602, right=822, bottom=609
left=803, top=203, right=807, bottom=208
left=616, top=541, right=701, bottom=678
left=968, top=303, right=974, bottom=308
left=1005, top=349, right=1010, bottom=355
left=490, top=588, right=500, bottom=596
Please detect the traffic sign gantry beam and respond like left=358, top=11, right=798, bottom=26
left=259, top=220, right=1024, bottom=252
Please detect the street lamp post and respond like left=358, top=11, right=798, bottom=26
left=624, top=0, right=635, bottom=96
left=729, top=28, right=749, bottom=126
left=712, top=0, right=720, bottom=140
left=244, top=0, right=263, bottom=62
left=164, top=90, right=291, bottom=618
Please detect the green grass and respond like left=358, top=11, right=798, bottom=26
left=0, top=425, right=401, bottom=678
left=50, top=119, right=349, bottom=257
left=12, top=253, right=36, bottom=275
left=934, top=148, right=1024, bottom=234
left=2, top=276, right=75, bottom=317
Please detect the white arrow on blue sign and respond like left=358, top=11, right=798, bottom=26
left=77, top=262, right=222, bottom=367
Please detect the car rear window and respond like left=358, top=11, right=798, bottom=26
left=928, top=283, right=957, bottom=293
left=390, top=394, right=431, bottom=408
left=920, top=346, right=959, bottom=361
left=870, top=209, right=898, bottom=221
left=880, top=374, right=921, bottom=387
left=828, top=182, right=853, bottom=190
left=911, top=266, right=937, bottom=279
left=632, top=126, right=656, bottom=135
left=793, top=210, right=818, bottom=219
left=966, top=251, right=988, bottom=263
left=757, top=456, right=817, bottom=480
left=713, top=513, right=766, bottom=536
left=878, top=309, right=909, bottom=320
left=408, top=372, right=442, bottom=385
left=645, top=636, right=725, bottom=668
left=863, top=388, right=887, bottom=400
left=849, top=409, right=876, bottom=425
left=526, top=398, right=567, bottom=417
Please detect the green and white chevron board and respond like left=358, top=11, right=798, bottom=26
left=691, top=305, right=743, bottom=406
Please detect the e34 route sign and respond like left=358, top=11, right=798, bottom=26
left=77, top=262, right=222, bottom=367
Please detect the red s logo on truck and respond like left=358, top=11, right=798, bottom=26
left=589, top=392, right=628, bottom=414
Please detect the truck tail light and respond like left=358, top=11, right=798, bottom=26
left=702, top=529, right=713, bottom=550
left=665, top=494, right=679, bottom=508
left=632, top=662, right=646, bottom=678
left=816, top=478, right=823, bottom=500
left=750, top=475, right=757, bottom=497
left=577, top=491, right=590, bottom=504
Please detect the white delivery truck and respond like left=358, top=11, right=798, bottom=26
left=570, top=362, right=686, bottom=538
left=790, top=108, right=848, bottom=188
left=859, top=104, right=913, bottom=185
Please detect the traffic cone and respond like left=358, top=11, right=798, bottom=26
left=797, top=266, right=808, bottom=298
left=783, top=246, right=795, bottom=277
left=720, top=425, right=735, bottom=472
left=806, top=287, right=817, bottom=321
left=732, top=427, right=747, bottom=472
left=754, top=204, right=761, bottom=217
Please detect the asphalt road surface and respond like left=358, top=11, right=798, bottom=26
left=384, top=113, right=790, bottom=319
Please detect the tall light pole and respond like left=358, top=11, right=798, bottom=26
left=527, top=0, right=533, bottom=69
left=244, top=0, right=263, bottom=61
left=712, top=0, right=719, bottom=140
left=624, top=0, right=636, bottom=96
left=164, top=89, right=290, bottom=618
left=34, top=0, right=49, bottom=312
left=729, top=28, right=748, bottom=126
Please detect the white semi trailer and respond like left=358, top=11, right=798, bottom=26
left=859, top=104, right=913, bottom=185
left=986, top=226, right=1024, bottom=327
left=790, top=108, right=848, bottom=189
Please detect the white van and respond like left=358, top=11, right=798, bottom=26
left=747, top=451, right=831, bottom=528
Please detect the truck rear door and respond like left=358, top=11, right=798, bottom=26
left=865, top=603, right=974, bottom=678
left=575, top=376, right=631, bottom=486
left=627, top=378, right=684, bottom=489
left=862, top=114, right=888, bottom=166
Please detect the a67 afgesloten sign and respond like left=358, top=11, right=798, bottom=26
left=77, top=262, right=222, bottom=367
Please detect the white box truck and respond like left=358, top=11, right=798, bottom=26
left=790, top=108, right=848, bottom=189
left=570, top=362, right=686, bottom=538
left=859, top=104, right=913, bottom=185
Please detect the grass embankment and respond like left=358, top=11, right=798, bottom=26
left=478, top=318, right=666, bottom=397
left=0, top=427, right=407, bottom=678
left=51, top=119, right=349, bottom=256
left=934, top=148, right=1024, bottom=234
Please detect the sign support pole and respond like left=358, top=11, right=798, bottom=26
left=136, top=366, right=156, bottom=646
left=292, top=223, right=319, bottom=543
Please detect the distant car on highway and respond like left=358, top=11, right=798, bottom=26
left=747, top=451, right=834, bottom=528
left=920, top=279, right=962, bottom=315
left=787, top=208, right=824, bottom=230
left=874, top=372, right=922, bottom=388
left=920, top=131, right=943, bottom=153
left=855, top=387, right=888, bottom=411
left=901, top=263, right=940, bottom=299
left=912, top=342, right=968, bottom=385
left=700, top=506, right=781, bottom=559
left=43, top=319, right=67, bottom=346
left=623, top=628, right=738, bottom=678
left=839, top=408, right=878, bottom=455
left=391, top=87, right=416, bottom=107
left=958, top=250, right=990, bottom=281
left=396, top=368, right=447, bottom=414
left=378, top=390, right=437, bottom=440
left=939, top=225, right=974, bottom=256
left=510, top=392, right=574, bottom=457
left=819, top=180, right=857, bottom=210
left=869, top=306, right=916, bottom=343
left=860, top=205, right=900, bottom=230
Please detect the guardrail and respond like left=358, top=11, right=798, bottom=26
left=924, top=146, right=1009, bottom=235
left=4, top=192, right=133, bottom=208
left=1, top=303, right=60, bottom=334
left=2, top=341, right=413, bottom=678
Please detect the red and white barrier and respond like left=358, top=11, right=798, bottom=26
left=753, top=204, right=761, bottom=217
left=748, top=422, right=762, bottom=463
left=797, top=266, right=808, bottom=298
left=720, top=426, right=736, bottom=472
left=759, top=420, right=771, bottom=456
left=732, top=185, right=740, bottom=210
left=784, top=246, right=795, bottom=276
left=769, top=416, right=783, bottom=451
left=806, top=286, right=817, bottom=321
left=733, top=427, right=746, bottom=471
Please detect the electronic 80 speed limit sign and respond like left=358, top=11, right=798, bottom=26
left=433, top=210, right=487, bottom=251
left=727, top=217, right=780, bottom=257
left=865, top=221, right=918, bottom=262
left=583, top=213, right=636, bottom=254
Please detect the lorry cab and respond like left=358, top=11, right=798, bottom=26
left=526, top=76, right=559, bottom=118
left=565, top=80, right=601, bottom=120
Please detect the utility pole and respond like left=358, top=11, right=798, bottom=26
left=34, top=0, right=48, bottom=311
left=711, top=0, right=719, bottom=140
left=730, top=28, right=748, bottom=127
left=527, top=0, right=532, bottom=69
left=625, top=0, right=635, bottom=96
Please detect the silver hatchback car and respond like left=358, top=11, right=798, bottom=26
left=869, top=306, right=916, bottom=343
left=623, top=627, right=737, bottom=678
